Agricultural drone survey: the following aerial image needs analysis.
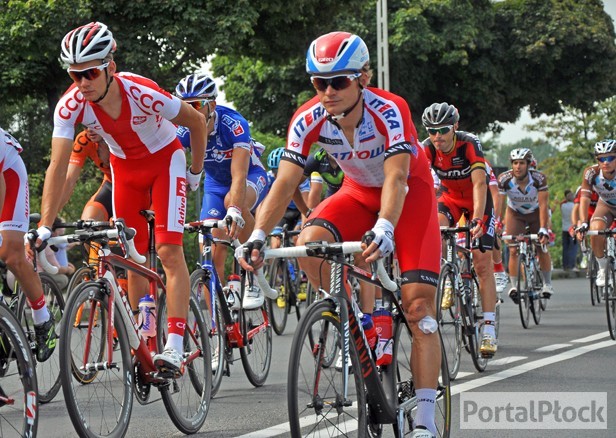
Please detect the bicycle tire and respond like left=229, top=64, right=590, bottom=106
left=60, top=281, right=133, bottom=438
left=17, top=272, right=64, bottom=403
left=393, top=317, right=451, bottom=437
left=66, top=265, right=95, bottom=296
left=239, top=286, right=272, bottom=387
left=589, top=253, right=601, bottom=305
left=287, top=299, right=368, bottom=437
left=436, top=264, right=461, bottom=380
left=189, top=268, right=225, bottom=397
left=517, top=254, right=530, bottom=329
left=267, top=260, right=289, bottom=335
left=604, top=260, right=616, bottom=340
left=0, top=302, right=38, bottom=438
left=464, top=300, right=488, bottom=372
left=157, top=292, right=212, bottom=434
left=530, top=261, right=542, bottom=325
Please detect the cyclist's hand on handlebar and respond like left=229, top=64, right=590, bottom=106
left=224, top=206, right=245, bottom=239
left=538, top=227, right=549, bottom=245
left=362, top=219, right=394, bottom=263
left=235, top=229, right=265, bottom=271
left=470, top=218, right=485, bottom=240
left=575, top=222, right=589, bottom=241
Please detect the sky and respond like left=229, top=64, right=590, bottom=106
left=211, top=2, right=616, bottom=143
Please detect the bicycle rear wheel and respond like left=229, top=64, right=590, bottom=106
left=530, top=263, right=542, bottom=325
left=18, top=272, right=64, bottom=403
left=239, top=293, right=272, bottom=387
left=267, top=260, right=289, bottom=335
left=0, top=302, right=38, bottom=438
left=60, top=282, right=133, bottom=438
left=517, top=255, right=530, bottom=329
left=66, top=265, right=96, bottom=296
left=589, top=253, right=601, bottom=305
left=190, top=268, right=225, bottom=397
left=157, top=292, right=212, bottom=434
left=604, top=260, right=616, bottom=340
left=393, top=316, right=451, bottom=437
left=436, top=265, right=461, bottom=380
left=287, top=299, right=367, bottom=437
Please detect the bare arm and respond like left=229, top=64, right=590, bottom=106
left=307, top=180, right=323, bottom=210
left=538, top=191, right=550, bottom=229
left=226, top=147, right=250, bottom=238
left=0, top=173, right=5, bottom=217
left=171, top=102, right=206, bottom=173
left=58, top=164, right=82, bottom=212
left=376, top=153, right=409, bottom=226
left=40, top=137, right=74, bottom=227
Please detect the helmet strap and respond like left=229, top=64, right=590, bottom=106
left=93, top=69, right=113, bottom=104
left=327, top=89, right=363, bottom=122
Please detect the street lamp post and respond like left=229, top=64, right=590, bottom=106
left=377, top=0, right=390, bottom=90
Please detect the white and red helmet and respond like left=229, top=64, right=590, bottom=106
left=61, top=22, right=116, bottom=64
left=306, top=32, right=369, bottom=75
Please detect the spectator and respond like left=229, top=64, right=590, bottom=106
left=561, top=189, right=578, bottom=270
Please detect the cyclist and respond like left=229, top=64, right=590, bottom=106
left=576, top=140, right=616, bottom=287
left=422, top=102, right=498, bottom=358
left=0, top=127, right=57, bottom=362
left=37, top=22, right=207, bottom=375
left=59, top=128, right=113, bottom=221
left=239, top=32, right=442, bottom=438
left=303, top=147, right=344, bottom=209
left=175, top=73, right=269, bottom=308
left=497, top=148, right=553, bottom=300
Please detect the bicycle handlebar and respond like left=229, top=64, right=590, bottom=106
left=35, top=225, right=146, bottom=274
left=501, top=234, right=548, bottom=253
left=254, top=241, right=397, bottom=293
left=184, top=219, right=228, bottom=232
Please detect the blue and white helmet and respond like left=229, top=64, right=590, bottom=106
left=306, top=32, right=369, bottom=75
left=175, top=73, right=218, bottom=100
left=267, top=147, right=285, bottom=170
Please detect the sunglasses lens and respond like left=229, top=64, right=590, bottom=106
left=428, top=126, right=452, bottom=135
left=312, top=76, right=354, bottom=91
left=189, top=101, right=204, bottom=110
left=599, top=156, right=616, bottom=163
left=68, top=66, right=104, bottom=82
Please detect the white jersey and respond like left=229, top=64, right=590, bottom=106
left=53, top=72, right=181, bottom=160
left=0, top=128, right=22, bottom=172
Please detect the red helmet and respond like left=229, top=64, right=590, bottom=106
left=306, top=32, right=369, bottom=75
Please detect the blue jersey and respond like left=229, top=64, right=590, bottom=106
left=266, top=171, right=310, bottom=210
left=177, top=105, right=264, bottom=185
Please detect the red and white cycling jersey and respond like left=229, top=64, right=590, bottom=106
left=53, top=73, right=181, bottom=159
left=284, top=87, right=421, bottom=187
left=0, top=128, right=23, bottom=173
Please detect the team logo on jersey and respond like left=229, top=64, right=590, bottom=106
left=359, top=121, right=375, bottom=143
left=330, top=144, right=385, bottom=161
left=367, top=97, right=401, bottom=130
left=210, top=148, right=233, bottom=163
left=292, top=107, right=325, bottom=138
left=128, top=85, right=164, bottom=114
left=132, top=116, right=147, bottom=125
left=175, top=177, right=187, bottom=228
left=233, top=125, right=244, bottom=136
left=318, top=136, right=343, bottom=145
left=58, top=91, right=86, bottom=120
left=208, top=208, right=221, bottom=217
left=452, top=157, right=465, bottom=166
left=603, top=182, right=615, bottom=191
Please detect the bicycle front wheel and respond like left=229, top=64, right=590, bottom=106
left=394, top=318, right=451, bottom=437
left=66, top=265, right=96, bottom=296
left=18, top=272, right=64, bottom=403
left=60, top=282, right=133, bottom=438
left=239, top=300, right=272, bottom=387
left=589, top=253, right=601, bottom=305
left=267, top=260, right=289, bottom=335
left=517, top=255, right=530, bottom=329
left=605, top=260, right=616, bottom=340
left=190, top=268, right=226, bottom=397
left=0, top=302, right=38, bottom=438
left=157, top=292, right=212, bottom=434
left=436, top=264, right=461, bottom=380
left=287, top=299, right=367, bottom=437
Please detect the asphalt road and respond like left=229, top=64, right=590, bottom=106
left=37, top=277, right=616, bottom=437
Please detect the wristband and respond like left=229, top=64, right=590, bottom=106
left=228, top=205, right=242, bottom=214
left=249, top=229, right=266, bottom=242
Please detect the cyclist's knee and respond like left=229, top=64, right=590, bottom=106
left=401, top=284, right=436, bottom=325
left=473, top=257, right=492, bottom=278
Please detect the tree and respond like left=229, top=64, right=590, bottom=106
left=215, top=0, right=616, bottom=135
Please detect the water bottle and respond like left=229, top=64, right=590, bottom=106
left=226, top=274, right=241, bottom=310
left=360, top=313, right=378, bottom=350
left=373, top=309, right=393, bottom=366
left=138, top=295, right=157, bottom=339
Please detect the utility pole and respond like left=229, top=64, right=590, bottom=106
left=376, top=0, right=390, bottom=90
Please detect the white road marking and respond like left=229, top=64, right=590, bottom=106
left=570, top=331, right=609, bottom=343
left=487, top=355, right=527, bottom=366
left=534, top=343, right=572, bottom=352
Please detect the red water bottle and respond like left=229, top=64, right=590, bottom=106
left=373, top=309, right=393, bottom=366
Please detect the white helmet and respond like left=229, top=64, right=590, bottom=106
left=594, top=140, right=616, bottom=155
left=306, top=32, right=369, bottom=75
left=175, top=73, right=218, bottom=100
left=61, top=22, right=116, bottom=64
left=510, top=148, right=534, bottom=162
left=422, top=102, right=460, bottom=127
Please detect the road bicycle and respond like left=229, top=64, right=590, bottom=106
left=266, top=225, right=306, bottom=335
left=0, top=296, right=38, bottom=437
left=437, top=226, right=491, bottom=379
left=255, top=241, right=451, bottom=437
left=586, top=229, right=616, bottom=340
left=38, top=219, right=211, bottom=437
left=185, top=219, right=273, bottom=397
left=502, top=231, right=548, bottom=328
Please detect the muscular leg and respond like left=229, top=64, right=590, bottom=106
left=156, top=243, right=190, bottom=321
left=0, top=230, right=46, bottom=306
